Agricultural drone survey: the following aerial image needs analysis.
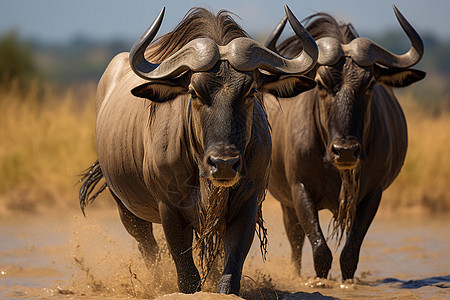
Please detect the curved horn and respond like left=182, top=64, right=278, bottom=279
left=345, top=5, right=424, bottom=67
left=264, top=15, right=288, bottom=51
left=284, top=5, right=318, bottom=71
left=129, top=8, right=222, bottom=80
left=226, top=5, right=317, bottom=75
left=129, top=7, right=165, bottom=80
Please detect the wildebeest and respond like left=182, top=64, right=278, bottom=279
left=79, top=6, right=318, bottom=294
left=264, top=6, right=425, bottom=280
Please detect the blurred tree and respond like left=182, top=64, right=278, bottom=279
left=0, top=30, right=37, bottom=90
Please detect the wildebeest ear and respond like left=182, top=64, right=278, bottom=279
left=131, top=78, right=189, bottom=103
left=374, top=65, right=426, bottom=87
left=259, top=75, right=316, bottom=98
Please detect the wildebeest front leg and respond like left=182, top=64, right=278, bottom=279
left=281, top=204, right=306, bottom=276
left=217, top=197, right=258, bottom=295
left=159, top=201, right=200, bottom=293
left=112, top=194, right=159, bottom=268
left=340, top=188, right=382, bottom=280
left=292, top=182, right=332, bottom=278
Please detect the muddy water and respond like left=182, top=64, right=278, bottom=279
left=1, top=197, right=449, bottom=299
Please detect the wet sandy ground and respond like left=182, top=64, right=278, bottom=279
left=1, top=196, right=449, bottom=299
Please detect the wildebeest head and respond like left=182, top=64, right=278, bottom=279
left=130, top=6, right=318, bottom=187
left=266, top=6, right=425, bottom=170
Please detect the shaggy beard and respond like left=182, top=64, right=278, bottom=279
left=194, top=179, right=229, bottom=286
left=329, top=165, right=361, bottom=245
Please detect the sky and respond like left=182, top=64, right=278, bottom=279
left=0, top=0, right=449, bottom=44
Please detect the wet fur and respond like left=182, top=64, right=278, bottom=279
left=329, top=166, right=361, bottom=244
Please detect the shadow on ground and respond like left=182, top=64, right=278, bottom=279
left=241, top=287, right=338, bottom=300
left=377, top=275, right=450, bottom=289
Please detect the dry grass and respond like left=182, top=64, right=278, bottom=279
left=382, top=93, right=450, bottom=214
left=0, top=80, right=98, bottom=214
left=0, top=82, right=449, bottom=216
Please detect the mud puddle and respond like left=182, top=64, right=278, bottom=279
left=0, top=197, right=449, bottom=299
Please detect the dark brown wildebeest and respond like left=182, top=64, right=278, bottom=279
left=264, top=6, right=425, bottom=281
left=79, top=6, right=318, bottom=295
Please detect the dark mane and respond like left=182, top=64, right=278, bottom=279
left=148, top=7, right=248, bottom=62
left=278, top=13, right=359, bottom=58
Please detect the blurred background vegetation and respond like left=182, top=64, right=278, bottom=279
left=0, top=28, right=449, bottom=216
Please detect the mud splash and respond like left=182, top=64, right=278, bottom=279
left=0, top=196, right=449, bottom=299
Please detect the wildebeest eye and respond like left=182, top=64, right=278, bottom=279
left=189, top=89, right=198, bottom=99
left=316, top=80, right=326, bottom=91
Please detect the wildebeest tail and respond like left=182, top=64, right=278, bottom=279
left=79, top=160, right=107, bottom=216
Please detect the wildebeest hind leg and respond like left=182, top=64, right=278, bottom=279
left=281, top=204, right=306, bottom=276
left=112, top=194, right=159, bottom=269
left=340, top=188, right=381, bottom=280
left=292, top=182, right=332, bottom=278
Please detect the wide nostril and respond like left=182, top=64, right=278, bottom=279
left=207, top=156, right=217, bottom=171
left=332, top=144, right=343, bottom=157
left=209, top=155, right=223, bottom=168
left=231, top=156, right=241, bottom=172
left=351, top=144, right=361, bottom=158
